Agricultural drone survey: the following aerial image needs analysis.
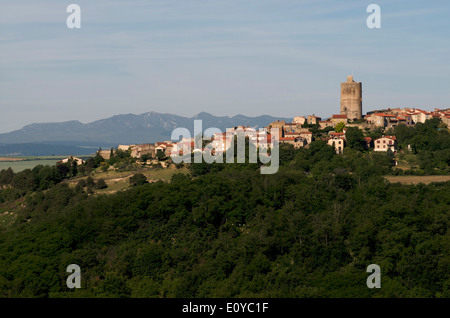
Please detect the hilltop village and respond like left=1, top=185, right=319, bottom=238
left=1, top=77, right=449, bottom=299
left=98, top=76, right=450, bottom=164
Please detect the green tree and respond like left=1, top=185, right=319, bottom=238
left=84, top=158, right=96, bottom=173
left=94, top=150, right=105, bottom=166
left=70, top=160, right=78, bottom=177
left=95, top=178, right=108, bottom=189
left=156, top=151, right=167, bottom=161
left=86, top=176, right=95, bottom=193
left=335, top=122, right=345, bottom=133
left=345, top=127, right=366, bottom=151
left=140, top=153, right=152, bottom=162
left=0, top=168, right=14, bottom=185
left=129, top=173, right=148, bottom=186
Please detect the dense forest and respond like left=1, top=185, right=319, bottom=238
left=0, top=122, right=449, bottom=298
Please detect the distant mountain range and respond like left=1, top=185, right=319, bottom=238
left=0, top=111, right=292, bottom=156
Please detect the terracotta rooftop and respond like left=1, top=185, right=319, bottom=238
left=377, top=135, right=397, bottom=141
left=374, top=113, right=397, bottom=117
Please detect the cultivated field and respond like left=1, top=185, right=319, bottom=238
left=0, top=157, right=23, bottom=162
left=385, top=175, right=450, bottom=185
left=0, top=158, right=65, bottom=172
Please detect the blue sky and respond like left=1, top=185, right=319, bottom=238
left=1, top=0, right=449, bottom=133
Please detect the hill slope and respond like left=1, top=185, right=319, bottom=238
left=0, top=112, right=293, bottom=145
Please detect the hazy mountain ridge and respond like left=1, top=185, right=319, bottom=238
left=0, top=111, right=292, bottom=155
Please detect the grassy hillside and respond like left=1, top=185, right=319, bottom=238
left=65, top=167, right=190, bottom=194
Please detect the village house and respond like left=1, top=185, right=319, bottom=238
left=293, top=116, right=306, bottom=125
left=330, top=114, right=348, bottom=125
left=118, top=145, right=137, bottom=151
left=255, top=132, right=273, bottom=150
left=99, top=150, right=113, bottom=160
left=237, top=128, right=275, bottom=150
left=397, top=114, right=414, bottom=126
left=284, top=131, right=301, bottom=138
left=57, top=156, right=85, bottom=165
left=327, top=136, right=345, bottom=154
left=374, top=136, right=397, bottom=153
left=345, top=122, right=369, bottom=130
left=366, top=113, right=398, bottom=128
left=329, top=131, right=345, bottom=139
left=442, top=115, right=450, bottom=127
left=171, top=138, right=195, bottom=156
left=283, top=123, right=303, bottom=134
left=268, top=120, right=285, bottom=137
left=279, top=136, right=307, bottom=149
left=407, top=109, right=433, bottom=124
left=299, top=131, right=313, bottom=144
left=130, top=144, right=157, bottom=159
left=307, top=115, right=321, bottom=125
left=155, top=141, right=173, bottom=154
left=319, top=120, right=334, bottom=129
left=210, top=133, right=233, bottom=154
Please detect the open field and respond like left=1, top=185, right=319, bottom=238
left=0, top=157, right=24, bottom=162
left=0, top=156, right=90, bottom=172
left=385, top=175, right=450, bottom=185
left=0, top=159, right=64, bottom=172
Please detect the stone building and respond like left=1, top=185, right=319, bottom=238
left=327, top=136, right=345, bottom=154
left=374, top=136, right=397, bottom=153
left=340, top=75, right=362, bottom=120
left=293, top=116, right=306, bottom=125
left=279, top=136, right=307, bottom=149
left=307, top=115, right=321, bottom=125
left=268, top=120, right=285, bottom=137
left=330, top=114, right=348, bottom=125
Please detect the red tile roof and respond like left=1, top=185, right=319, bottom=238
left=376, top=135, right=397, bottom=141
left=374, top=113, right=397, bottom=117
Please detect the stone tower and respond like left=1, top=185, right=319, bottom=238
left=340, top=75, right=362, bottom=120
